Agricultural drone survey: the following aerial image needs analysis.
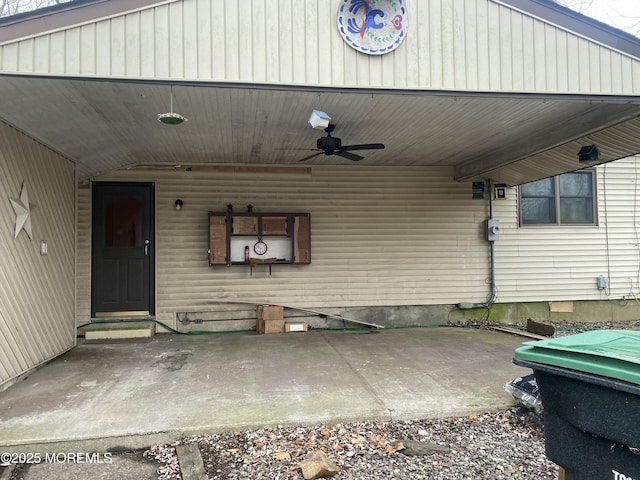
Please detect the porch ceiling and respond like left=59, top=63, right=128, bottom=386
left=2, top=75, right=640, bottom=185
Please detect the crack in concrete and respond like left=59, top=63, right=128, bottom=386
left=318, top=331, right=392, bottom=418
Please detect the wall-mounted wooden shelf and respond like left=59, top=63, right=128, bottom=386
left=208, top=211, right=311, bottom=270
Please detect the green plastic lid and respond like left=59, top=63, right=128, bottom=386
left=514, top=329, right=640, bottom=385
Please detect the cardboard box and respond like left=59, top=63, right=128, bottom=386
left=257, top=305, right=284, bottom=321
left=256, top=305, right=285, bottom=334
left=285, top=322, right=309, bottom=333
left=257, top=319, right=285, bottom=334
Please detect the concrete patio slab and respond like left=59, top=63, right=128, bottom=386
left=0, top=327, right=529, bottom=453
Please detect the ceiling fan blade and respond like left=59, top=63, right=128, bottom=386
left=341, top=143, right=386, bottom=151
left=336, top=150, right=364, bottom=162
left=275, top=148, right=318, bottom=151
left=298, top=151, right=324, bottom=162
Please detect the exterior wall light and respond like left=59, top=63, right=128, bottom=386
left=175, top=199, right=183, bottom=211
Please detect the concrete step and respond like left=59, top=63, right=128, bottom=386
left=83, top=321, right=156, bottom=341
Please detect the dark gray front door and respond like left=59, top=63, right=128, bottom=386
left=91, top=182, right=155, bottom=317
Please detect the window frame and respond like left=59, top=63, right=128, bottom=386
left=518, top=169, right=598, bottom=227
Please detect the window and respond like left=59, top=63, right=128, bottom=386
left=519, top=171, right=596, bottom=226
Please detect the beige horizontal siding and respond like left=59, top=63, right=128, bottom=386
left=77, top=166, right=492, bottom=328
left=494, top=157, right=640, bottom=302
left=77, top=158, right=640, bottom=328
left=2, top=0, right=640, bottom=95
left=0, top=121, right=75, bottom=387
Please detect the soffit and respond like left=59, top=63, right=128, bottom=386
left=1, top=76, right=639, bottom=185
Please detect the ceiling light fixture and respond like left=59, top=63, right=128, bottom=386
left=158, top=86, right=187, bottom=125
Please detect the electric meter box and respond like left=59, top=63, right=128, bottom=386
left=486, top=219, right=500, bottom=241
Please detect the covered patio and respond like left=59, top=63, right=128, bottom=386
left=0, top=326, right=528, bottom=452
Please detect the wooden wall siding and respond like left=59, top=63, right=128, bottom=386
left=76, top=166, right=492, bottom=328
left=0, top=121, right=75, bottom=387
left=493, top=157, right=640, bottom=302
left=2, top=0, right=640, bottom=95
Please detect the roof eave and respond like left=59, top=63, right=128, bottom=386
left=497, top=0, right=640, bottom=60
left=0, top=0, right=172, bottom=44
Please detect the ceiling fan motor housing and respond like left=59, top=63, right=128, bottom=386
left=318, top=136, right=341, bottom=153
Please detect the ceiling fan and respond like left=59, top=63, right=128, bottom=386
left=298, top=124, right=385, bottom=162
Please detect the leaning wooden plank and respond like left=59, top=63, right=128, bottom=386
left=282, top=304, right=384, bottom=329
left=204, top=299, right=384, bottom=329
left=491, top=326, right=548, bottom=340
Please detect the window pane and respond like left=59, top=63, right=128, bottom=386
left=521, top=198, right=556, bottom=224
left=521, top=177, right=554, bottom=196
left=560, top=198, right=594, bottom=224
left=105, top=195, right=143, bottom=247
left=520, top=171, right=596, bottom=226
left=559, top=172, right=592, bottom=197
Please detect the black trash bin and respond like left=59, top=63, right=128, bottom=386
left=513, top=330, right=640, bottom=480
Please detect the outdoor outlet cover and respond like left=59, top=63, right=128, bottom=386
left=597, top=275, right=609, bottom=290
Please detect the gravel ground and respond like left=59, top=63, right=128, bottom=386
left=549, top=319, right=640, bottom=336
left=450, top=318, right=640, bottom=336
left=145, top=408, right=558, bottom=480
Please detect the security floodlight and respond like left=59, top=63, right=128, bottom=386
left=308, top=110, right=331, bottom=129
left=578, top=145, right=599, bottom=163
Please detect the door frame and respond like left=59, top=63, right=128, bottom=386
left=90, top=181, right=156, bottom=318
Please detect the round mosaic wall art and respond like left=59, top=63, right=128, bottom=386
left=337, top=0, right=407, bottom=55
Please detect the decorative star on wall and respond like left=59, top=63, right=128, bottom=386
left=10, top=182, right=33, bottom=239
